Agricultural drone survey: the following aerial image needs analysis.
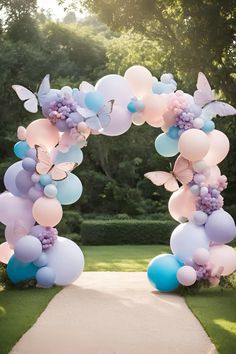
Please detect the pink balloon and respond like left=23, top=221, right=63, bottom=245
left=192, top=248, right=210, bottom=265
left=204, top=130, right=229, bottom=166
left=17, top=126, right=26, bottom=141
left=0, top=192, right=35, bottom=229
left=178, top=129, right=210, bottom=161
left=32, top=197, right=63, bottom=227
left=26, top=119, right=59, bottom=150
left=142, top=94, right=168, bottom=127
left=5, top=222, right=29, bottom=248
left=168, top=186, right=196, bottom=222
left=101, top=104, right=132, bottom=136
left=204, top=165, right=221, bottom=185
left=177, top=266, right=197, bottom=286
left=0, top=242, right=14, bottom=264
left=209, top=245, right=236, bottom=276
left=124, top=65, right=153, bottom=97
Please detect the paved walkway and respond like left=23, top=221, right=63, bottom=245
left=11, top=272, right=217, bottom=354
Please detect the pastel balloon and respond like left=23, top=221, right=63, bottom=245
left=14, top=141, right=30, bottom=159
left=0, top=192, right=35, bottom=229
left=192, top=248, right=210, bottom=266
left=205, top=209, right=236, bottom=244
left=192, top=160, right=208, bottom=173
left=170, top=222, right=209, bottom=263
left=17, top=126, right=26, bottom=141
left=147, top=254, right=182, bottom=292
left=102, top=104, right=132, bottom=136
left=54, top=144, right=83, bottom=165
left=33, top=252, right=48, bottom=267
left=7, top=255, right=38, bottom=284
left=209, top=245, right=236, bottom=276
left=168, top=187, right=196, bottom=222
left=36, top=266, right=56, bottom=288
left=22, top=157, right=36, bottom=172
left=142, top=94, right=168, bottom=127
left=178, top=129, right=210, bottom=161
left=47, top=236, right=84, bottom=286
left=204, top=165, right=221, bottom=185
left=177, top=266, right=197, bottom=286
left=124, top=65, right=153, bottom=97
left=96, top=74, right=133, bottom=106
left=14, top=235, right=42, bottom=263
left=32, top=197, right=63, bottom=227
left=191, top=211, right=208, bottom=226
left=155, top=133, right=179, bottom=157
left=132, top=112, right=145, bottom=126
left=4, top=161, right=23, bottom=196
left=15, top=170, right=34, bottom=195
left=85, top=91, right=104, bottom=112
left=204, top=130, right=230, bottom=166
left=56, top=173, right=82, bottom=205
left=44, top=184, right=58, bottom=198
left=0, top=242, right=14, bottom=264
left=26, top=119, right=59, bottom=150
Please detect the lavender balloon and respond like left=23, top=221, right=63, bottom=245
left=4, top=161, right=23, bottom=196
left=205, top=209, right=236, bottom=244
left=14, top=235, right=42, bottom=263
left=15, top=170, right=34, bottom=195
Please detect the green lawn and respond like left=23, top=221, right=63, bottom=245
left=0, top=245, right=235, bottom=354
left=186, top=287, right=236, bottom=354
left=81, top=244, right=170, bottom=271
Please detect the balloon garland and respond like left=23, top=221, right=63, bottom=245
left=0, top=65, right=236, bottom=290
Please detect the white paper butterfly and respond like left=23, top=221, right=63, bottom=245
left=77, top=99, right=115, bottom=132
left=12, top=74, right=50, bottom=113
left=194, top=72, right=236, bottom=117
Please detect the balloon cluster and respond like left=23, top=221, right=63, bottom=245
left=0, top=65, right=236, bottom=290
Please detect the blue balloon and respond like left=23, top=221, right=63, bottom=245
left=85, top=91, right=104, bottom=113
left=147, top=254, right=183, bottom=292
left=33, top=253, right=48, bottom=267
left=155, top=133, right=179, bottom=157
left=56, top=172, right=82, bottom=205
left=7, top=255, right=38, bottom=284
left=127, top=101, right=137, bottom=113
left=202, top=120, right=215, bottom=133
left=14, top=141, right=30, bottom=159
left=36, top=266, right=55, bottom=288
left=167, top=126, right=180, bottom=140
left=55, top=145, right=83, bottom=165
left=152, top=82, right=174, bottom=94
left=40, top=174, right=52, bottom=186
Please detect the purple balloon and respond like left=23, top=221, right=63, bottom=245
left=22, top=158, right=36, bottom=172
left=31, top=225, right=46, bottom=237
left=4, top=161, right=23, bottom=196
left=14, top=235, right=42, bottom=263
left=205, top=209, right=236, bottom=244
left=28, top=187, right=43, bottom=202
left=15, top=170, right=34, bottom=195
left=56, top=120, right=68, bottom=132
left=26, top=148, right=37, bottom=160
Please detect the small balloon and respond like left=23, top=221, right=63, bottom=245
left=56, top=173, right=82, bottom=205
left=14, top=235, right=42, bottom=263
left=14, top=141, right=30, bottom=159
left=0, top=242, right=14, bottom=264
left=177, top=266, right=197, bottom=286
left=32, top=197, right=63, bottom=227
left=36, top=266, right=56, bottom=288
left=155, top=133, right=179, bottom=157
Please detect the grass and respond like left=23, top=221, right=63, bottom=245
left=0, top=286, right=61, bottom=354
left=81, top=244, right=170, bottom=271
left=186, top=287, right=236, bottom=354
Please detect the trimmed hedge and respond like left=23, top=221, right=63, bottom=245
left=81, top=220, right=177, bottom=245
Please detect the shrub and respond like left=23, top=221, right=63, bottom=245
left=57, top=211, right=83, bottom=236
left=81, top=219, right=177, bottom=245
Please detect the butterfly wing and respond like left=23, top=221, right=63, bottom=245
left=101, top=99, right=115, bottom=115
left=37, top=74, right=50, bottom=104
left=79, top=81, right=95, bottom=93
left=12, top=85, right=38, bottom=113
left=86, top=99, right=114, bottom=131
left=164, top=176, right=179, bottom=192
left=24, top=97, right=38, bottom=113
left=77, top=106, right=95, bottom=119
left=145, top=171, right=173, bottom=186
left=35, top=145, right=52, bottom=175
left=50, top=162, right=77, bottom=181
left=203, top=101, right=236, bottom=117
left=193, top=72, right=214, bottom=107
left=173, top=156, right=193, bottom=185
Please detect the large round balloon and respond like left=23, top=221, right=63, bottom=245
left=124, top=65, right=153, bottom=97
left=147, top=254, right=182, bottom=292
left=4, top=161, right=23, bottom=196
left=15, top=170, right=34, bottom=195
left=14, top=235, right=42, bottom=263
left=142, top=94, right=168, bottom=127
left=32, top=197, right=63, bottom=227
left=155, top=133, right=179, bottom=157
left=168, top=186, right=196, bottom=222
left=204, top=130, right=230, bottom=166
left=101, top=104, right=132, bottom=136
left=0, top=242, right=13, bottom=264
left=170, top=222, right=209, bottom=263
left=178, top=129, right=210, bottom=161
left=56, top=173, right=83, bottom=205
left=209, top=245, right=236, bottom=276
left=0, top=192, right=35, bottom=228
left=47, top=236, right=84, bottom=286
left=26, top=119, right=59, bottom=150
left=7, top=255, right=38, bottom=284
left=205, top=209, right=236, bottom=244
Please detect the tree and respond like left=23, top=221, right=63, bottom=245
left=63, top=11, right=77, bottom=24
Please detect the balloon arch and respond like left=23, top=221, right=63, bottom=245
left=0, top=66, right=236, bottom=290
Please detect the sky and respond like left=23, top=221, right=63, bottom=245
left=37, top=0, right=86, bottom=20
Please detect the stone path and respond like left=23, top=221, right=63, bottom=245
left=11, top=272, right=217, bottom=354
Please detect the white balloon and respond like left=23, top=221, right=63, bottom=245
left=170, top=222, right=209, bottom=263
left=47, top=237, right=84, bottom=286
